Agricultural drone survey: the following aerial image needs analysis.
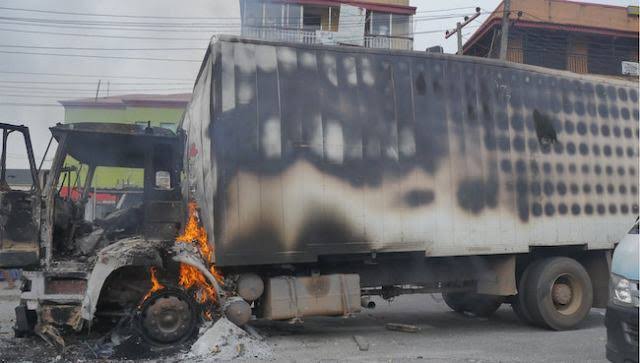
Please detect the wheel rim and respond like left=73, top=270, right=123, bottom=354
left=550, top=273, right=583, bottom=316
left=139, top=290, right=197, bottom=345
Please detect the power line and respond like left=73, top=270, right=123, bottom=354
left=0, top=12, right=486, bottom=32
left=0, top=85, right=191, bottom=92
left=0, top=102, right=62, bottom=107
left=0, top=27, right=211, bottom=41
left=0, top=44, right=205, bottom=51
left=0, top=50, right=201, bottom=62
left=0, top=5, right=478, bottom=20
left=0, top=80, right=191, bottom=85
left=0, top=70, right=193, bottom=81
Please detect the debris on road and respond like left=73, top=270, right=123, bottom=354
left=188, top=317, right=273, bottom=360
left=385, top=323, right=420, bottom=333
left=353, top=335, right=369, bottom=351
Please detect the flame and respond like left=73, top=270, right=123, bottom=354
left=203, top=310, right=213, bottom=321
left=140, top=266, right=164, bottom=304
left=176, top=201, right=223, bottom=306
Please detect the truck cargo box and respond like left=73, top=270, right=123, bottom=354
left=181, top=35, right=639, bottom=266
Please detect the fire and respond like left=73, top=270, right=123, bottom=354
left=178, top=263, right=217, bottom=304
left=140, top=266, right=164, bottom=304
left=176, top=201, right=223, bottom=305
left=177, top=202, right=212, bottom=262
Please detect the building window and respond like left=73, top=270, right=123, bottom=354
left=243, top=1, right=263, bottom=27
left=264, top=3, right=283, bottom=27
left=391, top=14, right=411, bottom=38
left=285, top=4, right=302, bottom=29
left=303, top=6, right=324, bottom=30
left=370, top=12, right=391, bottom=36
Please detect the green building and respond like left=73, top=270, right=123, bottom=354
left=59, top=93, right=190, bottom=189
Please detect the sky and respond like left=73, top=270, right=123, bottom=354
left=0, top=0, right=633, bottom=169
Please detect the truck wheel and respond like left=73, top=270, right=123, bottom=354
left=442, top=292, right=502, bottom=317
left=442, top=292, right=469, bottom=313
left=468, top=294, right=503, bottom=317
left=524, top=257, right=593, bottom=330
left=137, top=288, right=200, bottom=346
left=511, top=260, right=543, bottom=325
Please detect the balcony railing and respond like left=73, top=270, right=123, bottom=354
left=241, top=26, right=413, bottom=50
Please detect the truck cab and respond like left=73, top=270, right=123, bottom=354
left=0, top=122, right=185, bottom=344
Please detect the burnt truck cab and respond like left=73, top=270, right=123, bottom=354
left=1, top=122, right=186, bottom=342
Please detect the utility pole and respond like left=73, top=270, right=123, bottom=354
left=445, top=7, right=481, bottom=55
left=456, top=22, right=463, bottom=55
left=499, top=0, right=511, bottom=60
left=94, top=80, right=102, bottom=102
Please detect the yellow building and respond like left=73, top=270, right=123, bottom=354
left=58, top=93, right=190, bottom=189
left=464, top=0, right=639, bottom=77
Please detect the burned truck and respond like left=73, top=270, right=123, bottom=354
left=1, top=35, right=639, bottom=347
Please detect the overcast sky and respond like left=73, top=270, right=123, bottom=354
left=0, top=0, right=632, bottom=169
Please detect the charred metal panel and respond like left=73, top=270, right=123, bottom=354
left=182, top=36, right=639, bottom=267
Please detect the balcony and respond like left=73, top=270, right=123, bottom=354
left=241, top=26, right=413, bottom=50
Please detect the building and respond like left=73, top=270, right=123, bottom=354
left=239, top=0, right=416, bottom=50
left=463, top=0, right=639, bottom=77
left=58, top=93, right=190, bottom=190
left=4, top=169, right=36, bottom=191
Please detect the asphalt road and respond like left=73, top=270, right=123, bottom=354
left=254, top=293, right=608, bottom=363
left=0, top=284, right=607, bottom=362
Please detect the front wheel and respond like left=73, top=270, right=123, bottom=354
left=524, top=257, right=593, bottom=330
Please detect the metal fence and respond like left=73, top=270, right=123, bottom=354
left=241, top=26, right=413, bottom=50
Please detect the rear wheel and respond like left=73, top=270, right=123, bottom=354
left=511, top=260, right=542, bottom=325
left=442, top=292, right=503, bottom=317
left=524, top=257, right=593, bottom=330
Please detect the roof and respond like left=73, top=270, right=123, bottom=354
left=58, top=93, right=192, bottom=109
left=464, top=0, right=639, bottom=52
left=274, top=0, right=416, bottom=15
left=50, top=122, right=179, bottom=168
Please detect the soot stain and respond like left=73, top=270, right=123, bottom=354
left=456, top=178, right=498, bottom=214
left=404, top=189, right=435, bottom=207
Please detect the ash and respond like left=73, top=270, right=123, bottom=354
left=186, top=318, right=273, bottom=361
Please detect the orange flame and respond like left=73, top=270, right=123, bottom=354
left=140, top=266, right=164, bottom=304
left=176, top=201, right=223, bottom=305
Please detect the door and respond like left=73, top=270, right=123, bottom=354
left=0, top=123, right=41, bottom=268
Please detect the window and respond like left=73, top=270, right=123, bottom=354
left=155, top=171, right=171, bottom=190
left=370, top=12, right=391, bottom=36
left=391, top=14, right=411, bottom=37
left=303, top=6, right=324, bottom=30
left=264, top=2, right=282, bottom=27
left=243, top=0, right=263, bottom=27
left=285, top=4, right=302, bottom=29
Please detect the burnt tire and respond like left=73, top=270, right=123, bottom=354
left=524, top=257, right=593, bottom=330
left=442, top=292, right=503, bottom=317
left=442, top=292, right=468, bottom=313
left=511, top=260, right=543, bottom=325
left=136, top=288, right=200, bottom=346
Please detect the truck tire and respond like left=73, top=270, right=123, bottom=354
left=511, top=260, right=543, bottom=325
left=524, top=257, right=593, bottom=330
left=442, top=292, right=502, bottom=317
